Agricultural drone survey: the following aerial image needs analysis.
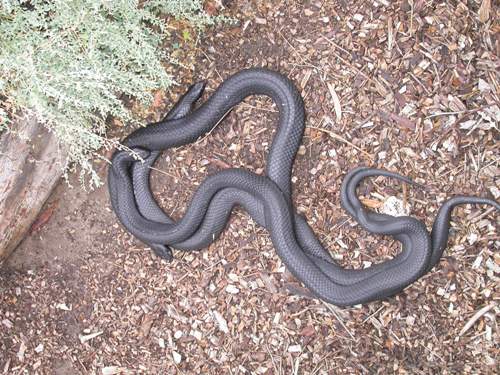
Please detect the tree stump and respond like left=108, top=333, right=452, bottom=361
left=0, top=114, right=65, bottom=260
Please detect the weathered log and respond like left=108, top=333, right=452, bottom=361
left=0, top=113, right=65, bottom=260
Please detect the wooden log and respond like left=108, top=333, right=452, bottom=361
left=0, top=113, right=65, bottom=260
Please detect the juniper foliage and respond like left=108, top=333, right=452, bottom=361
left=0, top=0, right=220, bottom=188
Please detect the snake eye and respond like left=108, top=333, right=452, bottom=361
left=188, top=81, right=207, bottom=100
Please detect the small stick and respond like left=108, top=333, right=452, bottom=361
left=308, top=125, right=374, bottom=160
left=425, top=104, right=497, bottom=119
left=322, top=302, right=356, bottom=341
left=458, top=304, right=495, bottom=337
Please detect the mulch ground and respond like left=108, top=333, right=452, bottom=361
left=1, top=1, right=499, bottom=373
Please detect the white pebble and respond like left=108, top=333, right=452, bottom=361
left=172, top=351, right=182, bottom=364
left=191, top=330, right=202, bottom=340
left=55, top=303, right=71, bottom=311
left=225, top=285, right=240, bottom=294
left=381, top=196, right=410, bottom=217
left=353, top=14, right=364, bottom=22
left=467, top=232, right=478, bottom=245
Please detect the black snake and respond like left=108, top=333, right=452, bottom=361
left=108, top=68, right=499, bottom=306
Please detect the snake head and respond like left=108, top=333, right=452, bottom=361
left=162, top=80, right=207, bottom=121
left=185, top=81, right=207, bottom=102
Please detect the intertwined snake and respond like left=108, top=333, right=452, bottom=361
left=108, top=68, right=499, bottom=306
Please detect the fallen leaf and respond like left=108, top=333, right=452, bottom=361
left=30, top=201, right=58, bottom=234
left=151, top=91, right=164, bottom=110
left=210, top=158, right=232, bottom=169
left=378, top=110, right=416, bottom=130
left=138, top=314, right=156, bottom=341
left=252, top=352, right=267, bottom=362
left=327, top=82, right=342, bottom=123
left=300, top=325, right=316, bottom=337
left=385, top=338, right=394, bottom=350
left=478, top=0, right=491, bottom=23
left=360, top=198, right=382, bottom=209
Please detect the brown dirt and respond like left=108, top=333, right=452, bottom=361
left=1, top=1, right=499, bottom=374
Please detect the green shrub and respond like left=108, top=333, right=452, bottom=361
left=0, top=0, right=224, bottom=189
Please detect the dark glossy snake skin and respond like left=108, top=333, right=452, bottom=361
left=108, top=68, right=499, bottom=306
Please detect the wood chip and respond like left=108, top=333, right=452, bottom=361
left=213, top=310, right=229, bottom=334
left=478, top=0, right=491, bottom=23
left=79, top=331, right=103, bottom=344
left=225, top=285, right=240, bottom=294
left=17, top=341, right=26, bottom=362
left=327, top=82, right=342, bottom=123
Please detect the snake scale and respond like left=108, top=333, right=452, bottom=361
left=108, top=68, right=499, bottom=306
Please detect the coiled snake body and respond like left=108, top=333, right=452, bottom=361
left=108, top=68, right=499, bottom=306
